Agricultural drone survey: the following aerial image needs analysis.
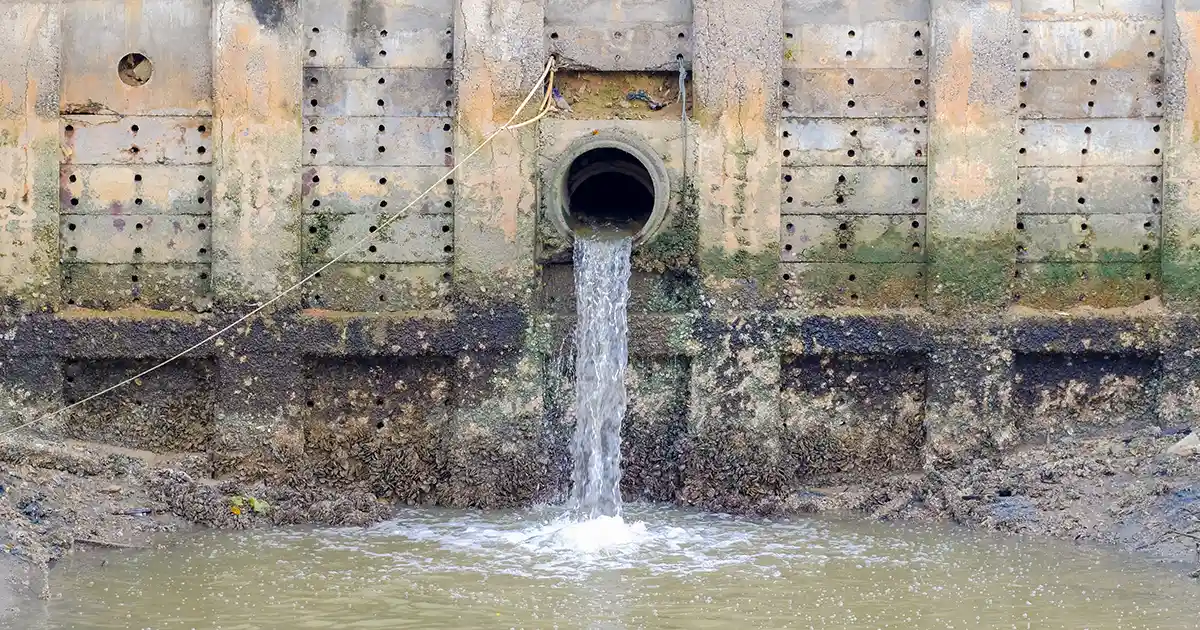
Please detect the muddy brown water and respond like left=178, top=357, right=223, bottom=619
left=13, top=504, right=1200, bottom=629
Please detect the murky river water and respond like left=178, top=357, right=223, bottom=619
left=18, top=503, right=1200, bottom=629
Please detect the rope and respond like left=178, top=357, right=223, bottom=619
left=0, top=57, right=559, bottom=438
left=678, top=58, right=688, bottom=179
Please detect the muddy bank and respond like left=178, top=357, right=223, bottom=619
left=1, top=427, right=1198, bottom=594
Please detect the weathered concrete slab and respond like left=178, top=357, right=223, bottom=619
left=303, top=213, right=453, bottom=264
left=782, top=69, right=928, bottom=118
left=303, top=68, right=454, bottom=117
left=1022, top=0, right=1163, bottom=17
left=62, top=262, right=211, bottom=311
left=302, top=263, right=450, bottom=311
left=1022, top=18, right=1162, bottom=70
left=1020, top=70, right=1163, bottom=118
left=548, top=23, right=692, bottom=71
left=545, top=0, right=693, bottom=23
left=1020, top=119, right=1162, bottom=166
left=1016, top=213, right=1158, bottom=262
left=1018, top=166, right=1160, bottom=214
left=784, top=0, right=931, bottom=25
left=60, top=0, right=213, bottom=116
left=1014, top=262, right=1157, bottom=308
left=62, top=116, right=212, bottom=166
left=61, top=214, right=212, bottom=264
left=779, top=262, right=926, bottom=309
left=782, top=118, right=927, bottom=166
left=60, top=166, right=212, bottom=216
left=301, top=166, right=453, bottom=215
left=783, top=22, right=930, bottom=69
left=302, top=0, right=454, bottom=69
left=781, top=214, right=926, bottom=263
left=782, top=166, right=926, bottom=214
left=303, top=117, right=453, bottom=166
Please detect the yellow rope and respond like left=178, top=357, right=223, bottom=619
left=0, top=58, right=559, bottom=438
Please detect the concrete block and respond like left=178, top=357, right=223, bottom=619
left=301, top=166, right=453, bottom=216
left=1023, top=0, right=1163, bottom=17
left=547, top=23, right=691, bottom=71
left=782, top=69, right=927, bottom=118
left=1019, top=70, right=1163, bottom=119
left=60, top=0, right=213, bottom=116
left=779, top=262, right=926, bottom=309
left=62, top=116, right=212, bottom=166
left=545, top=0, right=693, bottom=23
left=784, top=0, right=931, bottom=25
left=1019, top=119, right=1163, bottom=167
left=1016, top=213, right=1158, bottom=262
left=927, top=0, right=1019, bottom=312
left=1013, top=262, right=1157, bottom=308
left=62, top=262, right=211, bottom=311
left=1018, top=166, right=1160, bottom=214
left=782, top=166, right=926, bottom=214
left=60, top=165, right=213, bottom=216
left=302, top=213, right=453, bottom=264
left=781, top=214, right=925, bottom=263
left=782, top=118, right=927, bottom=166
left=303, top=68, right=454, bottom=117
left=303, top=117, right=453, bottom=167
left=302, top=263, right=450, bottom=311
left=61, top=214, right=212, bottom=264
left=301, top=0, right=454, bottom=69
left=1021, top=18, right=1162, bottom=70
left=783, top=22, right=930, bottom=69
left=210, top=0, right=303, bottom=305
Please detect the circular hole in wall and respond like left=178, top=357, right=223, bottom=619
left=117, top=53, right=153, bottom=87
left=562, top=147, right=655, bottom=238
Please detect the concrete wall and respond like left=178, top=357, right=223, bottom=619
left=2, top=0, right=1198, bottom=509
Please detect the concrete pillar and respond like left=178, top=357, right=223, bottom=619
left=927, top=0, right=1019, bottom=313
left=1164, top=0, right=1200, bottom=308
left=445, top=0, right=551, bottom=506
left=210, top=0, right=303, bottom=307
left=681, top=0, right=792, bottom=512
left=692, top=0, right=783, bottom=307
left=0, top=3, right=61, bottom=316
left=207, top=0, right=303, bottom=475
left=452, top=0, right=546, bottom=305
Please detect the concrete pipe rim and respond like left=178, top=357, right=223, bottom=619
left=545, top=134, right=670, bottom=246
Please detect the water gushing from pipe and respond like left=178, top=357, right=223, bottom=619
left=570, top=236, right=633, bottom=520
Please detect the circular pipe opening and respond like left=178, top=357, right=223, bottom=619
left=546, top=134, right=671, bottom=246
left=564, top=147, right=655, bottom=237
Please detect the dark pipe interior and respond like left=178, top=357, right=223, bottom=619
left=565, top=147, right=655, bottom=236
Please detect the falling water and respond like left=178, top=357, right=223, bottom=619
left=570, top=236, right=633, bottom=520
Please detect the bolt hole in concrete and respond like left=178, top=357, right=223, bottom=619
left=562, top=147, right=654, bottom=237
left=117, top=52, right=152, bottom=87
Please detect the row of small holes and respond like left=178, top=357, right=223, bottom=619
left=782, top=127, right=924, bottom=159
left=66, top=173, right=208, bottom=207
left=550, top=31, right=687, bottom=40
left=307, top=97, right=454, bottom=109
left=783, top=76, right=923, bottom=89
left=782, top=173, right=922, bottom=185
